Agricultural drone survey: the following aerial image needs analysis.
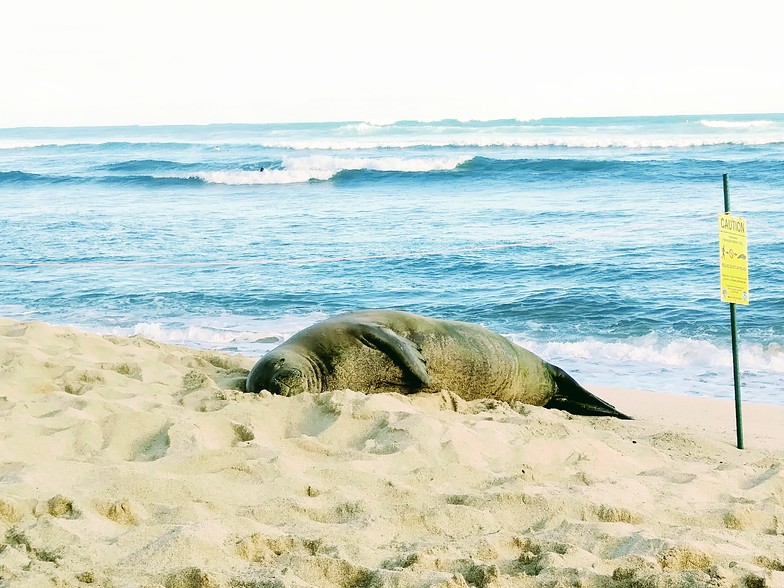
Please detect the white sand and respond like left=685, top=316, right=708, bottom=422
left=1, top=317, right=782, bottom=588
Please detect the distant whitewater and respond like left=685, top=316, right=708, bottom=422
left=2, top=114, right=784, bottom=403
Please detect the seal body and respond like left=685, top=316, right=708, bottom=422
left=246, top=310, right=629, bottom=418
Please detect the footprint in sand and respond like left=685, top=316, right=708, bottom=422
left=101, top=413, right=171, bottom=461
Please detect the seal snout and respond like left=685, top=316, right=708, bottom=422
left=246, top=353, right=306, bottom=395
left=272, top=367, right=304, bottom=396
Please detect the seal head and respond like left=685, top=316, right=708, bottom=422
left=246, top=348, right=317, bottom=397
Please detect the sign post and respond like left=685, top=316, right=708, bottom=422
left=718, top=173, right=748, bottom=449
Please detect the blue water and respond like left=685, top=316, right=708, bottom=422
left=2, top=115, right=784, bottom=403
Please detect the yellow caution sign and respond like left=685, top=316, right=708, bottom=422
left=718, top=214, right=749, bottom=305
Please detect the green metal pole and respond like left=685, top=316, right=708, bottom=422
left=723, top=173, right=744, bottom=449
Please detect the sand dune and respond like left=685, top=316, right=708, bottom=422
left=1, top=317, right=782, bottom=587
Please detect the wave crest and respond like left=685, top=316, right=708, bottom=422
left=187, top=155, right=472, bottom=185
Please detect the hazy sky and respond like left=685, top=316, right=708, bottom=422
left=2, top=0, right=781, bottom=127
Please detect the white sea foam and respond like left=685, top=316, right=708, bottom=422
left=512, top=334, right=784, bottom=373
left=282, top=154, right=470, bottom=173
left=115, top=313, right=328, bottom=352
left=699, top=119, right=776, bottom=129
left=249, top=134, right=784, bottom=151
left=129, top=323, right=259, bottom=345
left=337, top=122, right=384, bottom=133
left=0, top=140, right=52, bottom=150
left=510, top=334, right=784, bottom=403
left=187, top=169, right=333, bottom=185
left=0, top=139, right=108, bottom=150
left=0, top=138, right=191, bottom=150
left=0, top=133, right=784, bottom=157
left=2, top=130, right=783, bottom=152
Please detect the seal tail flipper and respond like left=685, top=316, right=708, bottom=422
left=544, top=364, right=632, bottom=419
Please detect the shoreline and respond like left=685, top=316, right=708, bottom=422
left=1, top=317, right=782, bottom=586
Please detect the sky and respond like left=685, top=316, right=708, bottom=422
left=2, top=0, right=782, bottom=128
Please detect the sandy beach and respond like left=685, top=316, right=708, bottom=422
left=1, top=317, right=782, bottom=588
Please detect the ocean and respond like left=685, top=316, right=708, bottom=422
left=2, top=115, right=783, bottom=404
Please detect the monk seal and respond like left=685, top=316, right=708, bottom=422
left=246, top=310, right=629, bottom=418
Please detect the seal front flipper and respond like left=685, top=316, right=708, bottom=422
left=544, top=364, right=632, bottom=419
left=356, top=324, right=431, bottom=388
